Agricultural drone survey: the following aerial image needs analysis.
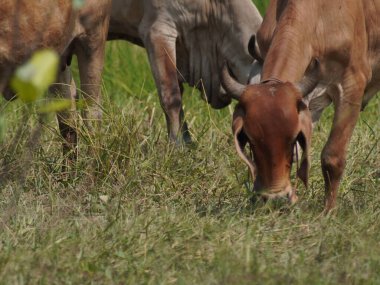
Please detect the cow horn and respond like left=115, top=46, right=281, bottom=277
left=221, top=64, right=246, bottom=100
left=296, top=75, right=319, bottom=96
left=296, top=59, right=320, bottom=96
left=248, top=35, right=263, bottom=64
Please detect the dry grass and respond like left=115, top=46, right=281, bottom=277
left=0, top=12, right=379, bottom=285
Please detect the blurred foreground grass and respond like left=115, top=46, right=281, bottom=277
left=0, top=1, right=380, bottom=284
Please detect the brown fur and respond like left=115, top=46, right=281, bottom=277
left=0, top=0, right=112, bottom=159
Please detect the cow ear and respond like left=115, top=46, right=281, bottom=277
left=296, top=100, right=312, bottom=187
left=233, top=106, right=256, bottom=179
left=248, top=35, right=263, bottom=64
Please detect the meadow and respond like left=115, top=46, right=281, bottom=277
left=0, top=1, right=379, bottom=284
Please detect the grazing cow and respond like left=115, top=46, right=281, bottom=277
left=0, top=0, right=112, bottom=158
left=222, top=0, right=379, bottom=211
left=108, top=0, right=263, bottom=143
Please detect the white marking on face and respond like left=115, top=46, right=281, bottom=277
left=269, top=87, right=276, bottom=96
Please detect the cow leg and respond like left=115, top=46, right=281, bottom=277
left=0, top=69, right=8, bottom=95
left=321, top=73, right=366, bottom=212
left=143, top=28, right=191, bottom=144
left=178, top=82, right=192, bottom=143
left=2, top=86, right=16, bottom=101
left=50, top=68, right=78, bottom=164
left=76, top=41, right=106, bottom=134
left=1, top=69, right=16, bottom=100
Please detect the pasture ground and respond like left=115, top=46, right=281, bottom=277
left=0, top=7, right=379, bottom=284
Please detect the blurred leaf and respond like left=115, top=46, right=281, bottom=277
left=38, top=99, right=72, bottom=114
left=73, top=0, right=85, bottom=10
left=11, top=49, right=59, bottom=103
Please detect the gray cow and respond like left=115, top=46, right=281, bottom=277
left=107, top=0, right=263, bottom=143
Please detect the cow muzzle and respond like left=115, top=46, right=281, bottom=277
left=255, top=184, right=298, bottom=205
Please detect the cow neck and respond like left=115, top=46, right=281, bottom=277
left=261, top=39, right=312, bottom=84
left=183, top=0, right=261, bottom=108
left=261, top=2, right=315, bottom=84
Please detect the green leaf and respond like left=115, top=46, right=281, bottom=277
left=38, top=99, right=72, bottom=114
left=73, top=0, right=85, bottom=10
left=11, top=49, right=59, bottom=103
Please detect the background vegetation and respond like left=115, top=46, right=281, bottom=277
left=0, top=0, right=379, bottom=284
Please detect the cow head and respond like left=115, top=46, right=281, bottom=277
left=222, top=66, right=315, bottom=204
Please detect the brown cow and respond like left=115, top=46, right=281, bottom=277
left=0, top=0, right=112, bottom=158
left=222, top=0, right=379, bottom=211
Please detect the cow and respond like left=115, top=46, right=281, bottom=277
left=107, top=0, right=263, bottom=144
left=222, top=0, right=379, bottom=212
left=0, top=0, right=112, bottom=159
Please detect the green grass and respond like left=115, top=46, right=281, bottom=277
left=254, top=0, right=270, bottom=15
left=1, top=3, right=380, bottom=284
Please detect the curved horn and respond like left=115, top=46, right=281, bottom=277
left=296, top=75, right=319, bottom=96
left=221, top=64, right=246, bottom=100
left=248, top=35, right=263, bottom=64
left=296, top=59, right=320, bottom=96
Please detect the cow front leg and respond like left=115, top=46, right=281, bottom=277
left=178, top=82, right=192, bottom=143
left=0, top=69, right=10, bottom=96
left=50, top=68, right=78, bottom=163
left=143, top=29, right=191, bottom=144
left=321, top=73, right=365, bottom=212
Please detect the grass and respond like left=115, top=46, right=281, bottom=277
left=0, top=2, right=380, bottom=284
